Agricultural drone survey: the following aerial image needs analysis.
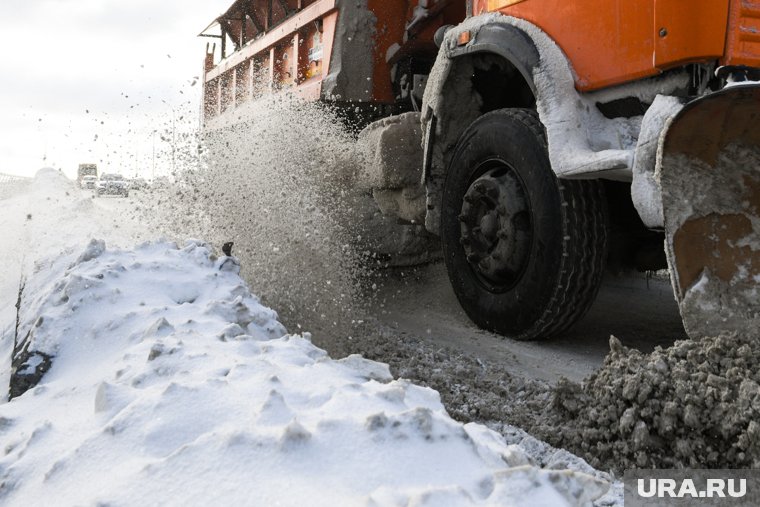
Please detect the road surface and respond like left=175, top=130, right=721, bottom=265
left=374, top=261, right=686, bottom=383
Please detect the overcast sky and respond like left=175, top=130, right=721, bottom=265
left=0, top=0, right=232, bottom=179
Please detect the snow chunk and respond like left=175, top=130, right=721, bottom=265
left=337, top=354, right=393, bottom=382
left=74, top=239, right=106, bottom=265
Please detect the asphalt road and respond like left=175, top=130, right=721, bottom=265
left=374, top=262, right=686, bottom=384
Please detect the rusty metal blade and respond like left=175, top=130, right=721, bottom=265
left=659, top=85, right=760, bottom=338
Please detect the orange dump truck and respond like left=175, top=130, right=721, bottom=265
left=201, top=0, right=760, bottom=340
left=200, top=0, right=464, bottom=128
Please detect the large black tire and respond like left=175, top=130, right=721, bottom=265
left=441, top=109, right=608, bottom=340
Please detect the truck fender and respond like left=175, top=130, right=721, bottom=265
left=447, top=22, right=540, bottom=97
left=421, top=15, right=637, bottom=235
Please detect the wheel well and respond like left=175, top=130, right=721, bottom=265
left=424, top=52, right=536, bottom=235
left=437, top=52, right=536, bottom=145
left=472, top=58, right=535, bottom=113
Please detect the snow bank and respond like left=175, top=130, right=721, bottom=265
left=0, top=239, right=608, bottom=506
left=0, top=169, right=148, bottom=396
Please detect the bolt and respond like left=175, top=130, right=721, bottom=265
left=659, top=27, right=668, bottom=37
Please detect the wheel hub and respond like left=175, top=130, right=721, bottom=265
left=459, top=166, right=532, bottom=289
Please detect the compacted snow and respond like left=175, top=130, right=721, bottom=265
left=0, top=171, right=614, bottom=505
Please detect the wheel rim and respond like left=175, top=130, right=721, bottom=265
left=459, top=161, right=533, bottom=291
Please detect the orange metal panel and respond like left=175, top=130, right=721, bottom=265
left=475, top=0, right=657, bottom=91
left=654, top=0, right=729, bottom=68
left=293, top=79, right=324, bottom=100
left=297, top=25, right=321, bottom=82
left=320, top=10, right=338, bottom=89
left=273, top=42, right=295, bottom=86
left=367, top=0, right=409, bottom=104
left=488, top=0, right=526, bottom=7
left=722, top=0, right=760, bottom=68
left=478, top=0, right=760, bottom=90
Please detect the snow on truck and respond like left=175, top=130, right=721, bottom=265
left=201, top=0, right=760, bottom=341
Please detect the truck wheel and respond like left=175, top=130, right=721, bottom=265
left=441, top=109, right=608, bottom=340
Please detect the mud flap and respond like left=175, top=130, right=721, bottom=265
left=659, top=85, right=760, bottom=338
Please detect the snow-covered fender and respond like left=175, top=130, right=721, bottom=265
left=421, top=17, right=541, bottom=234
left=421, top=14, right=636, bottom=235
left=446, top=22, right=540, bottom=96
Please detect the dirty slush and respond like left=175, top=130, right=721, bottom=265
left=135, top=96, right=760, bottom=474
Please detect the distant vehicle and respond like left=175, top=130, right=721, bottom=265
left=80, top=175, right=97, bottom=190
left=77, top=163, right=97, bottom=184
left=96, top=173, right=129, bottom=197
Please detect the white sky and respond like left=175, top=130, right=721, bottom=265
left=0, top=0, right=232, bottom=180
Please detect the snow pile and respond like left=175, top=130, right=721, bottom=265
left=1, top=239, right=608, bottom=506
left=0, top=175, right=31, bottom=200
left=0, top=169, right=148, bottom=392
left=547, top=334, right=760, bottom=472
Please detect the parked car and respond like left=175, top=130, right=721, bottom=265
left=96, top=174, right=129, bottom=197
left=80, top=175, right=97, bottom=190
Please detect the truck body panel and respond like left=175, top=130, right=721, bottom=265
left=478, top=0, right=732, bottom=91
left=723, top=0, right=760, bottom=68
